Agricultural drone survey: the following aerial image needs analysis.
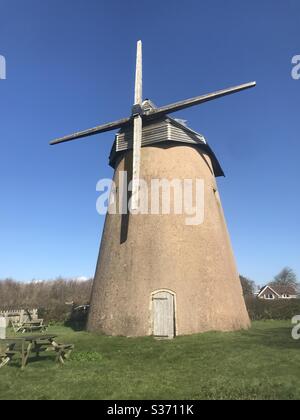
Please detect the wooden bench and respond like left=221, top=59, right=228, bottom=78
left=49, top=342, right=74, bottom=365
left=0, top=344, right=18, bottom=368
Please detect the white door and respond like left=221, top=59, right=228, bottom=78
left=152, top=291, right=175, bottom=339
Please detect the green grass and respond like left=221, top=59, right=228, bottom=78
left=0, top=320, right=300, bottom=400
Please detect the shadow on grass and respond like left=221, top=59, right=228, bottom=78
left=64, top=320, right=87, bottom=332
left=5, top=354, right=61, bottom=370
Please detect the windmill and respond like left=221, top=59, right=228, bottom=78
left=51, top=41, right=255, bottom=338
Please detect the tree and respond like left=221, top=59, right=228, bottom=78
left=271, top=267, right=298, bottom=289
left=240, top=275, right=255, bottom=296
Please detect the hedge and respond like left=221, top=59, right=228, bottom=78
left=245, top=297, right=300, bottom=321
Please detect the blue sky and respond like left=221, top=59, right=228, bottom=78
left=0, top=0, right=299, bottom=284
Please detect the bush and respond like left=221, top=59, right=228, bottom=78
left=245, top=296, right=300, bottom=321
left=39, top=304, right=72, bottom=324
left=0, top=278, right=93, bottom=324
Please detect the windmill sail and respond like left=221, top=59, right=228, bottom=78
left=146, top=82, right=256, bottom=119
left=131, top=40, right=143, bottom=210
left=50, top=117, right=131, bottom=146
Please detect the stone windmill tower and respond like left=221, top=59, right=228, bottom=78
left=51, top=41, right=255, bottom=338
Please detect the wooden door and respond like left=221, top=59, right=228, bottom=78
left=152, top=291, right=175, bottom=339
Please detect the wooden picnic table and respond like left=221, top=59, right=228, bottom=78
left=0, top=335, right=74, bottom=370
left=12, top=319, right=48, bottom=334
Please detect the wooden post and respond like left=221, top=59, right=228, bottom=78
left=32, top=309, right=38, bottom=320
left=0, top=317, right=6, bottom=339
left=131, top=40, right=143, bottom=210
left=21, top=341, right=32, bottom=370
left=20, top=309, right=24, bottom=323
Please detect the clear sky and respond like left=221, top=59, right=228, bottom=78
left=0, top=0, right=299, bottom=285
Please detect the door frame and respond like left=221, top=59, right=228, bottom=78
left=150, top=289, right=177, bottom=338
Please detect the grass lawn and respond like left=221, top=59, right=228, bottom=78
left=0, top=320, right=299, bottom=400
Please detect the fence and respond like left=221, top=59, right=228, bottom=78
left=0, top=309, right=38, bottom=326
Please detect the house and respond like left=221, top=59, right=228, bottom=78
left=257, top=284, right=298, bottom=300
